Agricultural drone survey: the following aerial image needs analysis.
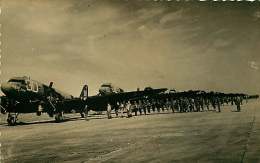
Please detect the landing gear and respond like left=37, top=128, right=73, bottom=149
left=36, top=103, right=43, bottom=116
left=80, top=112, right=85, bottom=118
left=7, top=113, right=18, bottom=126
left=115, top=109, right=119, bottom=118
left=55, top=112, right=64, bottom=122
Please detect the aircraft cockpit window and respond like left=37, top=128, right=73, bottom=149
left=101, top=85, right=112, bottom=88
left=27, top=81, right=32, bottom=90
left=32, top=82, right=38, bottom=92
left=8, top=79, right=26, bottom=85
left=27, top=81, right=38, bottom=92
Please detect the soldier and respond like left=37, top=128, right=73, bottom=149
left=151, top=99, right=156, bottom=112
left=125, top=101, right=132, bottom=118
left=160, top=99, right=165, bottom=112
left=210, top=97, right=216, bottom=111
left=179, top=98, right=184, bottom=113
left=216, top=97, right=221, bottom=112
left=156, top=100, right=161, bottom=113
left=204, top=98, right=210, bottom=111
left=147, top=100, right=151, bottom=113
left=231, top=97, right=234, bottom=105
left=137, top=100, right=142, bottom=115
left=138, top=100, right=144, bottom=115
left=240, top=96, right=243, bottom=105
left=119, top=101, right=125, bottom=118
left=181, top=98, right=186, bottom=112
left=199, top=97, right=204, bottom=112
left=82, top=104, right=88, bottom=120
left=235, top=97, right=241, bottom=112
left=185, top=98, right=189, bottom=112
left=170, top=98, right=175, bottom=113
left=133, top=101, right=138, bottom=116
left=165, top=98, right=171, bottom=112
left=194, top=97, right=200, bottom=112
left=188, top=98, right=194, bottom=112
left=174, top=98, right=180, bottom=112
left=115, top=102, right=120, bottom=118
left=107, top=103, right=112, bottom=119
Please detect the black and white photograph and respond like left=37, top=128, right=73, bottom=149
left=0, top=0, right=260, bottom=162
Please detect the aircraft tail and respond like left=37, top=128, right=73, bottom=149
left=80, top=84, right=88, bottom=100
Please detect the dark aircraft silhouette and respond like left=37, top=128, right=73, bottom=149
left=0, top=76, right=166, bottom=125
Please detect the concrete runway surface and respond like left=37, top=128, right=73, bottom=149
left=0, top=100, right=260, bottom=163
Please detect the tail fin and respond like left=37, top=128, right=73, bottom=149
left=80, top=84, right=88, bottom=100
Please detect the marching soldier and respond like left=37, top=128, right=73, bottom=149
left=216, top=97, right=221, bottom=112
left=115, top=102, right=120, bottom=118
left=125, top=101, right=132, bottom=118
left=156, top=100, right=161, bottom=113
left=170, top=98, right=176, bottom=113
left=235, top=97, right=241, bottom=112
left=165, top=98, right=171, bottom=112
left=152, top=99, right=156, bottom=112
left=119, top=101, right=125, bottom=118
left=138, top=100, right=144, bottom=115
left=188, top=98, right=195, bottom=112
left=107, top=103, right=112, bottom=119
left=147, top=100, right=151, bottom=113
left=205, top=98, right=210, bottom=111
left=133, top=101, right=138, bottom=116
left=141, top=100, right=147, bottom=115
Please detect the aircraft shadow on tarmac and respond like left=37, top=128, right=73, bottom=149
left=0, top=115, right=111, bottom=126
left=0, top=110, right=220, bottom=126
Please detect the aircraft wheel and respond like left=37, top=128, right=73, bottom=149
left=36, top=111, right=42, bottom=116
left=7, top=115, right=16, bottom=126
left=80, top=112, right=85, bottom=118
left=55, top=112, right=64, bottom=122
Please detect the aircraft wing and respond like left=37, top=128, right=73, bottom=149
left=58, top=88, right=167, bottom=112
left=85, top=88, right=167, bottom=111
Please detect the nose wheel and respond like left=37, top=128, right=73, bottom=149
left=7, top=113, right=18, bottom=126
left=54, top=112, right=64, bottom=122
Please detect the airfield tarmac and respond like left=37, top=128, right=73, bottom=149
left=0, top=100, right=260, bottom=163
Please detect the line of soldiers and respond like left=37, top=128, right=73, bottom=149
left=106, top=91, right=256, bottom=119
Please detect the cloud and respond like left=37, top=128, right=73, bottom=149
left=253, top=11, right=260, bottom=20
left=1, top=1, right=260, bottom=95
left=159, top=9, right=183, bottom=26
left=249, top=61, right=259, bottom=70
left=213, top=38, right=231, bottom=48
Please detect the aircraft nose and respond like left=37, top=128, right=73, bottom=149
left=1, top=82, right=13, bottom=94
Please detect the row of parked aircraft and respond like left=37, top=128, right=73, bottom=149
left=0, top=76, right=167, bottom=126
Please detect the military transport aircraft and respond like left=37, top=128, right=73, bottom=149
left=0, top=76, right=166, bottom=126
left=98, top=83, right=124, bottom=95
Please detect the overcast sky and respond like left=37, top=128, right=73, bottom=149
left=1, top=0, right=260, bottom=96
